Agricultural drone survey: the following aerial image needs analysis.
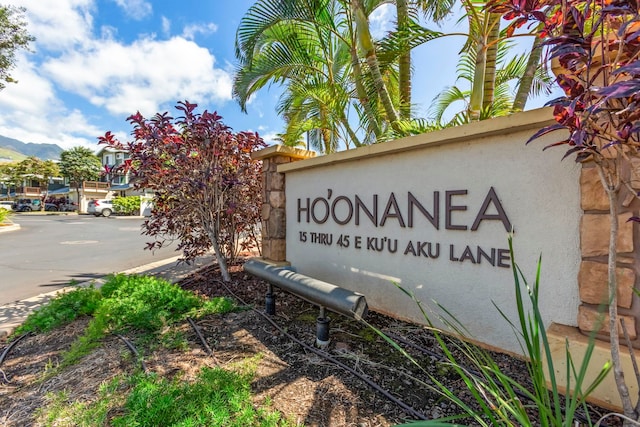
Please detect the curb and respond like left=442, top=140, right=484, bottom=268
left=0, top=223, right=20, bottom=233
left=0, top=253, right=215, bottom=340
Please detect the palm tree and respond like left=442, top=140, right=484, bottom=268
left=235, top=0, right=422, bottom=151
left=234, top=0, right=366, bottom=152
left=428, top=37, right=552, bottom=126
left=233, top=0, right=549, bottom=152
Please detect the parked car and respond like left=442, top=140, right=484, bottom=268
left=44, top=198, right=78, bottom=212
left=59, top=202, right=79, bottom=212
left=0, top=201, right=13, bottom=211
left=87, top=199, right=114, bottom=217
left=45, top=203, right=57, bottom=211
left=12, top=198, right=43, bottom=212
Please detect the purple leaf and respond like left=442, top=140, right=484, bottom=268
left=612, top=60, right=640, bottom=76
left=561, top=145, right=589, bottom=159
left=597, top=81, right=640, bottom=100
left=544, top=96, right=570, bottom=107
left=527, top=124, right=566, bottom=144
left=542, top=139, right=571, bottom=150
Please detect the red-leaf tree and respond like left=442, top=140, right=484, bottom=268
left=98, top=101, right=265, bottom=282
left=489, top=0, right=640, bottom=419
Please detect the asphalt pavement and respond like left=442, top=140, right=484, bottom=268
left=0, top=220, right=215, bottom=339
left=0, top=213, right=181, bottom=305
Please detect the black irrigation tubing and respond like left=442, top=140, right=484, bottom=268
left=384, top=330, right=596, bottom=426
left=187, top=317, right=220, bottom=366
left=0, top=333, right=31, bottom=368
left=214, top=279, right=429, bottom=422
left=114, top=333, right=148, bottom=373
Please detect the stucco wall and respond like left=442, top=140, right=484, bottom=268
left=279, top=108, right=582, bottom=354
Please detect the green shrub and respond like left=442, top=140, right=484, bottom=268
left=63, top=274, right=234, bottom=364
left=12, top=287, right=102, bottom=337
left=112, top=196, right=140, bottom=216
left=12, top=274, right=235, bottom=367
left=0, top=206, right=12, bottom=223
left=97, top=274, right=203, bottom=333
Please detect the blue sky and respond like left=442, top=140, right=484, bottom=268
left=0, top=0, right=559, bottom=152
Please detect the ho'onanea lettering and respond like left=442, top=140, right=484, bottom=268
left=296, top=187, right=512, bottom=232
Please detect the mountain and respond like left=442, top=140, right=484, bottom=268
left=0, top=146, right=27, bottom=163
left=0, top=135, right=64, bottom=161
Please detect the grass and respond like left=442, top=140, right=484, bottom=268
left=37, top=367, right=294, bottom=427
left=12, top=274, right=299, bottom=426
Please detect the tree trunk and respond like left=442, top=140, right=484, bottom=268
left=41, top=188, right=49, bottom=212
left=600, top=166, right=637, bottom=422
left=397, top=0, right=411, bottom=120
left=469, top=39, right=486, bottom=121
left=512, top=31, right=543, bottom=112
left=209, top=230, right=231, bottom=282
left=351, top=0, right=401, bottom=133
left=481, top=13, right=501, bottom=112
left=349, top=43, right=382, bottom=139
left=76, top=184, right=81, bottom=214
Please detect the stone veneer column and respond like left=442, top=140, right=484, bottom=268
left=251, top=145, right=316, bottom=262
left=578, top=160, right=639, bottom=342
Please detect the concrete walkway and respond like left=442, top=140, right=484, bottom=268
left=0, top=254, right=215, bottom=340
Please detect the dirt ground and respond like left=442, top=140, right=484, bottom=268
left=0, top=261, right=623, bottom=426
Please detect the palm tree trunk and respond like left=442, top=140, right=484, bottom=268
left=469, top=40, right=486, bottom=121
left=481, top=13, right=501, bottom=112
left=512, top=30, right=543, bottom=112
left=340, top=113, right=363, bottom=147
left=397, top=0, right=411, bottom=120
left=351, top=0, right=401, bottom=132
left=349, top=44, right=382, bottom=139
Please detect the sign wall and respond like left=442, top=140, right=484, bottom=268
left=279, top=109, right=582, bottom=354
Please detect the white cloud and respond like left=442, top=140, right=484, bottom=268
left=6, top=0, right=95, bottom=52
left=112, top=0, right=152, bottom=20
left=161, top=16, right=171, bottom=36
left=100, top=25, right=118, bottom=39
left=369, top=4, right=394, bottom=40
left=0, top=56, right=58, bottom=114
left=0, top=0, right=235, bottom=151
left=42, top=36, right=233, bottom=117
left=182, top=22, right=218, bottom=41
left=259, top=131, right=280, bottom=146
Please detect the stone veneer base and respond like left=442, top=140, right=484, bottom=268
left=545, top=323, right=636, bottom=412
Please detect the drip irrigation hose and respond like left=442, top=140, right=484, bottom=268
left=114, top=334, right=148, bottom=373
left=0, top=333, right=30, bottom=368
left=187, top=317, right=220, bottom=365
left=215, top=279, right=429, bottom=421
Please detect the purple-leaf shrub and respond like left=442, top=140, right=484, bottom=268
left=99, top=101, right=265, bottom=282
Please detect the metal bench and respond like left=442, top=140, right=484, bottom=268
left=243, top=258, right=368, bottom=346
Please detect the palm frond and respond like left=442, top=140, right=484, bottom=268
left=429, top=85, right=469, bottom=124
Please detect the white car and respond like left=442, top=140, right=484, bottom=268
left=87, top=199, right=114, bottom=217
left=0, top=201, right=14, bottom=211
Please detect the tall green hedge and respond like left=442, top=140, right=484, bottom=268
left=112, top=196, right=140, bottom=216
